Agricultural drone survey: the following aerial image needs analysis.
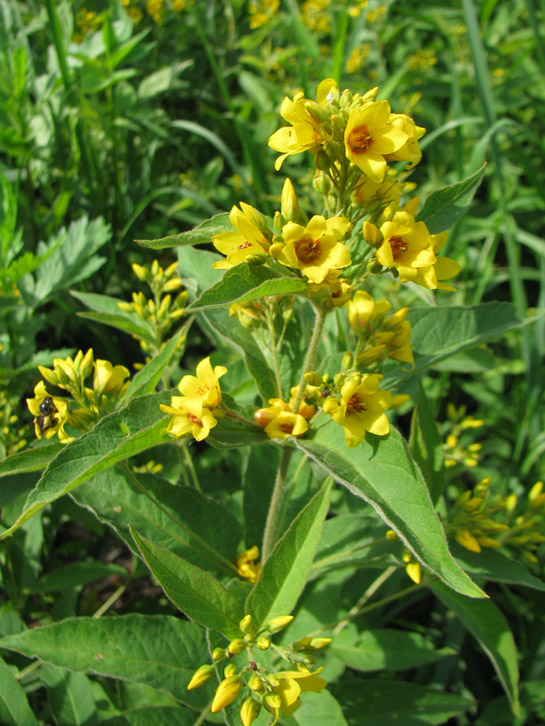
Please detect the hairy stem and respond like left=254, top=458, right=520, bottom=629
left=261, top=448, right=291, bottom=561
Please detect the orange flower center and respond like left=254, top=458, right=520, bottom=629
left=348, top=124, right=373, bottom=153
left=389, top=235, right=408, bottom=260
left=347, top=394, right=366, bottom=412
left=237, top=241, right=253, bottom=250
left=280, top=423, right=294, bottom=434
left=295, top=236, right=321, bottom=263
left=188, top=413, right=202, bottom=424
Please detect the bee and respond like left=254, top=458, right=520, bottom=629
left=35, top=396, right=58, bottom=436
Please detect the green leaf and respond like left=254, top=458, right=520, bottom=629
left=416, top=164, right=486, bottom=233
left=119, top=707, right=195, bottom=726
left=131, top=529, right=244, bottom=637
left=0, top=656, right=38, bottom=726
left=452, top=545, right=545, bottom=592
left=187, top=262, right=307, bottom=311
left=432, top=581, right=520, bottom=714
left=0, top=615, right=210, bottom=709
left=310, top=514, right=396, bottom=580
left=0, top=443, right=63, bottom=480
left=331, top=624, right=455, bottom=671
left=294, top=422, right=485, bottom=598
left=330, top=679, right=474, bottom=725
left=409, top=383, right=445, bottom=504
left=70, top=290, right=156, bottom=343
left=72, top=467, right=243, bottom=577
left=137, top=213, right=232, bottom=249
left=243, top=444, right=281, bottom=548
left=124, top=325, right=189, bottom=401
left=28, top=560, right=127, bottom=594
left=246, top=479, right=332, bottom=628
left=0, top=392, right=171, bottom=540
left=207, top=416, right=267, bottom=448
left=292, top=691, right=348, bottom=726
left=41, top=665, right=97, bottom=726
left=387, top=303, right=545, bottom=387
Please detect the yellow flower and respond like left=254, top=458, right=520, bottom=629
left=211, top=675, right=243, bottom=713
left=176, top=357, right=227, bottom=409
left=323, top=374, right=392, bottom=447
left=187, top=664, right=214, bottom=690
left=265, top=410, right=309, bottom=440
left=264, top=668, right=328, bottom=723
left=308, top=269, right=352, bottom=307
left=374, top=210, right=460, bottom=290
left=344, top=100, right=408, bottom=182
left=236, top=546, right=261, bottom=583
left=26, top=381, right=70, bottom=443
left=270, top=215, right=351, bottom=284
left=384, top=113, right=425, bottom=169
left=268, top=79, right=337, bottom=170
left=160, top=397, right=219, bottom=442
left=93, top=360, right=130, bottom=395
left=212, top=203, right=270, bottom=270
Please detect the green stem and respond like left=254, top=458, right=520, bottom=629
left=265, top=306, right=284, bottom=398
left=332, top=565, right=396, bottom=636
left=92, top=584, right=126, bottom=618
left=261, top=449, right=291, bottom=561
left=120, top=463, right=238, bottom=574
left=181, top=440, right=201, bottom=491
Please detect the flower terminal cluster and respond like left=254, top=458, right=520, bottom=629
left=186, top=613, right=331, bottom=725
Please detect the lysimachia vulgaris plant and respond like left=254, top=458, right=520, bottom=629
left=2, top=78, right=541, bottom=725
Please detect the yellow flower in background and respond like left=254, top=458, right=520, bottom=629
left=270, top=215, right=351, bottom=284
left=26, top=381, right=70, bottom=443
left=448, top=477, right=509, bottom=553
left=212, top=203, right=270, bottom=269
left=177, top=357, right=227, bottom=409
left=323, top=374, right=392, bottom=447
left=236, top=546, right=261, bottom=583
left=344, top=100, right=408, bottom=182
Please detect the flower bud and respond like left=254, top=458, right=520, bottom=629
left=256, top=636, right=271, bottom=650
left=281, top=178, right=299, bottom=222
left=239, top=614, right=254, bottom=634
left=341, top=352, right=353, bottom=370
left=263, top=693, right=283, bottom=711
left=228, top=639, right=245, bottom=655
left=246, top=253, right=268, bottom=265
left=386, top=529, right=398, bottom=541
left=248, top=674, right=264, bottom=693
left=187, top=664, right=214, bottom=690
left=212, top=648, right=225, bottom=662
left=312, top=170, right=332, bottom=195
left=211, top=676, right=243, bottom=713
left=241, top=696, right=261, bottom=726
left=304, top=371, right=323, bottom=387
left=224, top=663, right=238, bottom=678
left=267, top=615, right=293, bottom=633
left=362, top=221, right=381, bottom=247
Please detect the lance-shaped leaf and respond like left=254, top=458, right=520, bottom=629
left=0, top=615, right=210, bottom=709
left=131, top=529, right=244, bottom=638
left=452, top=545, right=545, bottom=592
left=416, top=164, right=486, bottom=233
left=136, top=212, right=232, bottom=249
left=187, top=262, right=307, bottom=311
left=70, top=290, right=155, bottom=343
left=72, top=468, right=243, bottom=577
left=331, top=625, right=455, bottom=672
left=0, top=392, right=172, bottom=540
left=331, top=679, right=474, bottom=725
left=0, top=443, right=63, bottom=480
left=409, top=383, right=444, bottom=504
left=294, top=422, right=484, bottom=598
left=246, top=479, right=332, bottom=628
left=0, top=656, right=39, bottom=726
left=433, top=581, right=520, bottom=714
left=386, top=303, right=545, bottom=387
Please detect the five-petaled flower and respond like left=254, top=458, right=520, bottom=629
left=270, top=215, right=351, bottom=284
left=27, top=381, right=71, bottom=443
left=263, top=668, right=328, bottom=724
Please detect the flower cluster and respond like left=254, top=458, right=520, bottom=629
left=187, top=613, right=330, bottom=725
left=447, top=477, right=509, bottom=553
left=160, top=357, right=227, bottom=441
left=27, top=350, right=130, bottom=443
left=254, top=386, right=315, bottom=441
left=503, top=481, right=545, bottom=565
left=118, top=261, right=187, bottom=356
left=236, top=546, right=261, bottom=584
left=442, top=404, right=484, bottom=468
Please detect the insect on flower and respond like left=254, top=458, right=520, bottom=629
left=35, top=396, right=58, bottom=436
